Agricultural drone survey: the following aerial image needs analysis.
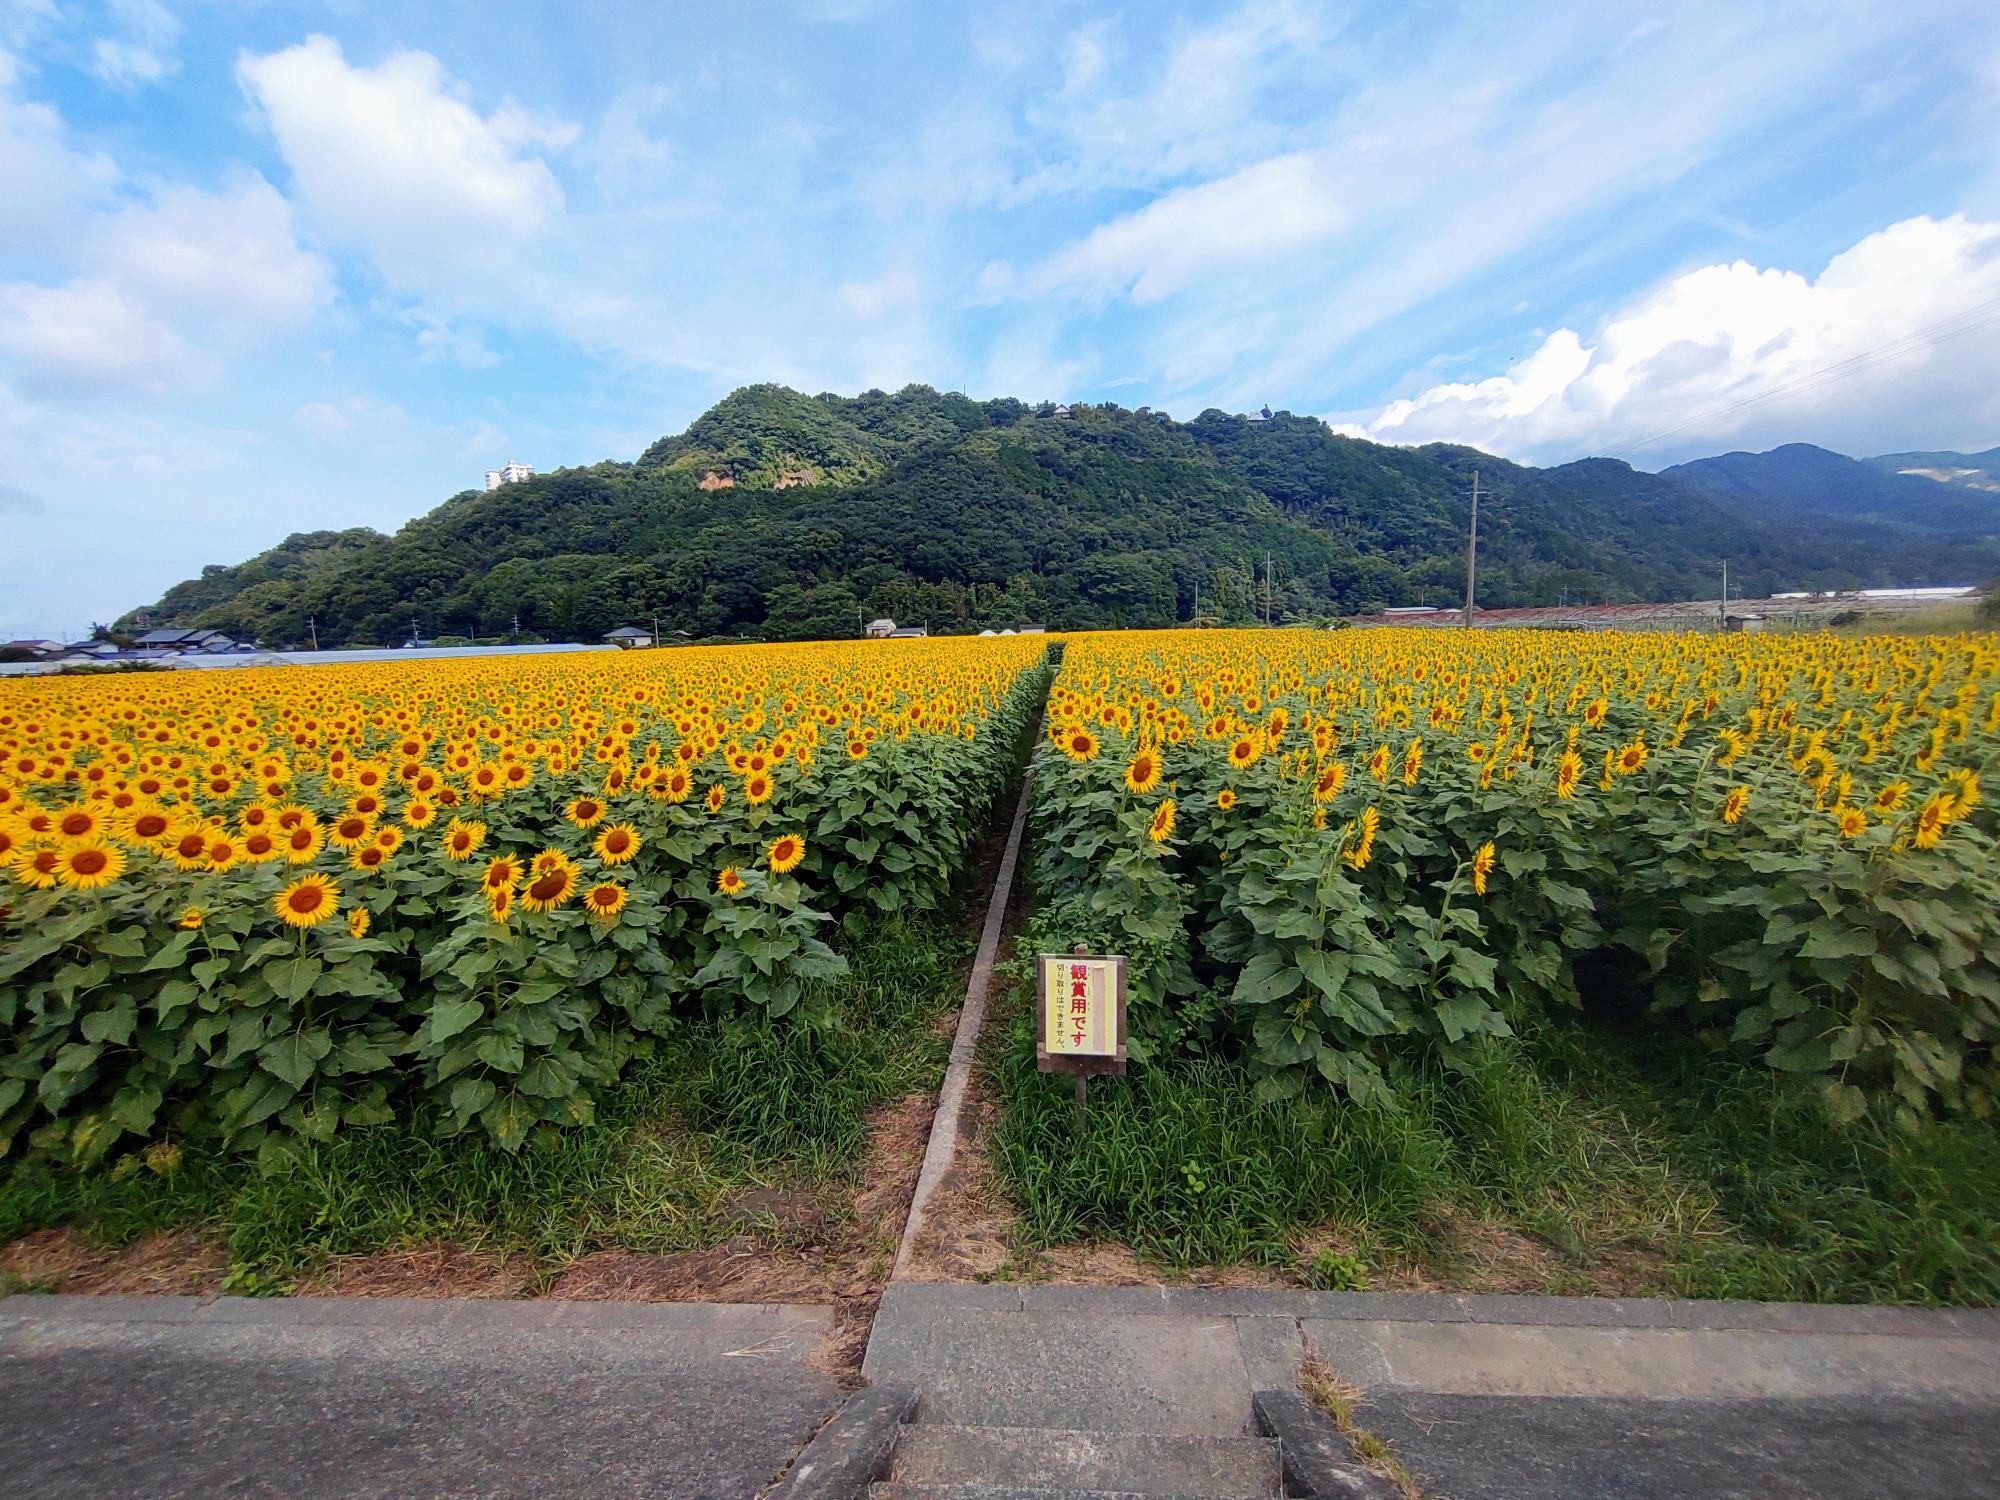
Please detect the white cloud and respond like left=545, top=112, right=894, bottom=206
left=0, top=49, right=119, bottom=246
left=1027, top=151, right=1346, bottom=303
left=294, top=394, right=411, bottom=439
left=835, top=269, right=919, bottom=321
left=0, top=178, right=330, bottom=394
left=90, top=0, right=182, bottom=87
left=237, top=35, right=569, bottom=294
left=1343, top=215, right=2000, bottom=463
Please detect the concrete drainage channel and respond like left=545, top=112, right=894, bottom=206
left=777, top=1386, right=1396, bottom=1499
left=769, top=757, right=1399, bottom=1500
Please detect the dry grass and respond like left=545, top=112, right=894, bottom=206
left=1298, top=1347, right=1425, bottom=1500
left=0, top=1226, right=227, bottom=1295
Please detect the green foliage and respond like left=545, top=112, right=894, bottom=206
left=993, top=1010, right=2000, bottom=1304
left=0, top=915, right=971, bottom=1283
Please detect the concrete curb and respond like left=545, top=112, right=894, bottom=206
left=770, top=1384, right=919, bottom=1497
left=889, top=762, right=1036, bottom=1280
left=873, top=1281, right=2000, bottom=1339
left=0, top=1293, right=833, bottom=1333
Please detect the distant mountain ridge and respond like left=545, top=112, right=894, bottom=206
left=115, top=388, right=1999, bottom=648
left=1661, top=442, right=2000, bottom=536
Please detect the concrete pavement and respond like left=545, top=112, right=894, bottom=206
left=861, top=1283, right=2000, bottom=1498
left=0, top=1294, right=844, bottom=1499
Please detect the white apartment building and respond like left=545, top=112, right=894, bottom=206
left=483, top=460, right=535, bottom=490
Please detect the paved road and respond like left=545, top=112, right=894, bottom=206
left=864, top=1283, right=2000, bottom=1500
left=0, top=1295, right=843, bottom=1499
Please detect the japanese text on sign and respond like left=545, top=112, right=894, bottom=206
left=1042, top=954, right=1117, bottom=1056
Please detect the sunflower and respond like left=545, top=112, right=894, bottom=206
left=1062, top=726, right=1102, bottom=762
left=1148, top=798, right=1177, bottom=844
left=328, top=812, right=375, bottom=850
left=1721, top=785, right=1750, bottom=825
left=1947, top=768, right=1981, bottom=819
left=767, top=834, right=806, bottom=874
left=1554, top=749, right=1582, bottom=800
left=165, top=826, right=216, bottom=870
left=519, top=855, right=579, bottom=913
left=1309, top=763, right=1347, bottom=804
left=487, top=883, right=514, bottom=924
left=349, top=843, right=390, bottom=873
left=53, top=802, right=108, bottom=844
left=584, top=881, right=629, bottom=923
left=179, top=906, right=205, bottom=930
left=483, top=854, right=522, bottom=892
left=706, top=783, right=727, bottom=815
left=1229, top=736, right=1262, bottom=771
left=717, top=865, right=746, bottom=896
left=56, top=841, right=126, bottom=890
left=442, top=819, right=487, bottom=861
left=283, top=823, right=326, bottom=865
left=1124, top=750, right=1163, bottom=795
left=1216, top=787, right=1238, bottom=811
left=1401, top=738, right=1424, bottom=786
left=744, top=772, right=775, bottom=805
left=565, top=795, right=607, bottom=829
left=1874, top=780, right=1910, bottom=813
left=593, top=822, right=641, bottom=865
left=403, top=799, right=438, bottom=829
left=348, top=907, right=372, bottom=939
left=275, top=872, right=340, bottom=929
left=241, top=829, right=282, bottom=864
left=1835, top=807, right=1868, bottom=839
left=124, top=807, right=174, bottom=845
left=1366, top=744, right=1389, bottom=782
left=1471, top=840, right=1496, bottom=897
left=1914, top=791, right=1952, bottom=849
left=1615, top=740, right=1649, bottom=775
left=10, top=845, right=62, bottom=890
left=205, top=833, right=244, bottom=872
left=1344, top=805, right=1380, bottom=871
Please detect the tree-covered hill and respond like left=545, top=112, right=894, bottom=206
left=116, top=387, right=1999, bottom=647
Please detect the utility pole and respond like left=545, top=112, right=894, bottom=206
left=1720, top=559, right=1729, bottom=633
left=1264, top=551, right=1273, bottom=627
left=307, top=615, right=319, bottom=651
left=511, top=612, right=519, bottom=642
left=1463, top=469, right=1480, bottom=629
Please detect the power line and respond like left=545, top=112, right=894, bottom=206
left=1612, top=294, right=2000, bottom=458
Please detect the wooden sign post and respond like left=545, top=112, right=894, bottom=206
left=1036, top=944, right=1128, bottom=1130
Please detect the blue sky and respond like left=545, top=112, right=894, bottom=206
left=3, top=0, right=1999, bottom=639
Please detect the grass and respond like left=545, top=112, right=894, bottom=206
left=0, top=916, right=970, bottom=1288
left=1298, top=1350, right=1424, bottom=1500
left=993, top=997, right=2000, bottom=1305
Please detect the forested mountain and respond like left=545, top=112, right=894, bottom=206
left=1662, top=443, right=2000, bottom=536
left=116, top=388, right=2000, bottom=648
left=1865, top=446, right=2000, bottom=497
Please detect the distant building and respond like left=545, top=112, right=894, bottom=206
left=865, top=617, right=897, bottom=639
left=1247, top=404, right=1273, bottom=422
left=888, top=626, right=928, bottom=638
left=1017, top=623, right=1047, bottom=635
left=3, top=639, right=64, bottom=658
left=483, top=461, right=535, bottom=490
left=132, top=627, right=242, bottom=654
left=1051, top=404, right=1073, bottom=419
left=602, top=625, right=655, bottom=649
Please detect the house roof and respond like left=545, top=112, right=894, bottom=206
left=602, top=625, right=651, bottom=638
left=136, top=627, right=198, bottom=644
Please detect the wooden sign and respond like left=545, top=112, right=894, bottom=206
left=1036, top=947, right=1127, bottom=1077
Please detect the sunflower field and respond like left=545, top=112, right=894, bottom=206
left=0, top=637, right=1049, bottom=1162
left=1030, top=627, right=1999, bottom=1126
